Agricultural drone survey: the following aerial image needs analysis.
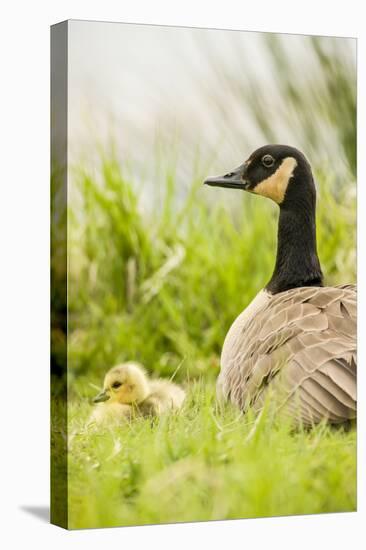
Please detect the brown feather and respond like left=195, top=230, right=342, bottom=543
left=218, top=285, right=357, bottom=426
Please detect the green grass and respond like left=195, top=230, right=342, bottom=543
left=65, top=383, right=356, bottom=529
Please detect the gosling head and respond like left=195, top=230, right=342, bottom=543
left=93, top=362, right=150, bottom=405
left=204, top=144, right=316, bottom=207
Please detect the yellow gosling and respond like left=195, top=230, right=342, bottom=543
left=92, top=361, right=186, bottom=420
left=140, top=379, right=186, bottom=416
left=89, top=402, right=132, bottom=426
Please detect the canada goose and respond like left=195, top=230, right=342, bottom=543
left=204, top=144, right=356, bottom=426
left=92, top=362, right=186, bottom=418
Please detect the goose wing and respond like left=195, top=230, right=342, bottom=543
left=218, top=285, right=356, bottom=425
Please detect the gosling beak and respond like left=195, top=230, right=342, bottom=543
left=93, top=390, right=110, bottom=403
left=204, top=163, right=249, bottom=190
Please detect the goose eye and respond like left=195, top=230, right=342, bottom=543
left=112, top=381, right=122, bottom=389
left=262, top=155, right=275, bottom=168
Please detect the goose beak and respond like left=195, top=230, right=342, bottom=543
left=204, top=163, right=249, bottom=190
left=93, top=389, right=110, bottom=403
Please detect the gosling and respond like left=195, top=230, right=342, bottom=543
left=91, top=362, right=186, bottom=423
left=89, top=401, right=133, bottom=426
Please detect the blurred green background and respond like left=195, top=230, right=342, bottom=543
left=64, top=29, right=356, bottom=391
left=51, top=24, right=356, bottom=528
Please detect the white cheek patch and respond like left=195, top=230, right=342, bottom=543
left=252, top=157, right=298, bottom=204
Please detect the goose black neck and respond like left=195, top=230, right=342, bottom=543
left=266, top=192, right=323, bottom=295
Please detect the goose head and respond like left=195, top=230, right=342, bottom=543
left=204, top=144, right=316, bottom=207
left=204, top=144, right=323, bottom=293
left=93, top=362, right=150, bottom=405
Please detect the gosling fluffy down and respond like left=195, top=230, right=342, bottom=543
left=91, top=362, right=186, bottom=424
left=90, top=402, right=132, bottom=425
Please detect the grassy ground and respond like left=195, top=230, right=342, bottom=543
left=66, top=382, right=356, bottom=529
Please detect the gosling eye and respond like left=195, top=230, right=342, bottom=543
left=111, top=381, right=122, bottom=389
left=262, top=154, right=275, bottom=168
